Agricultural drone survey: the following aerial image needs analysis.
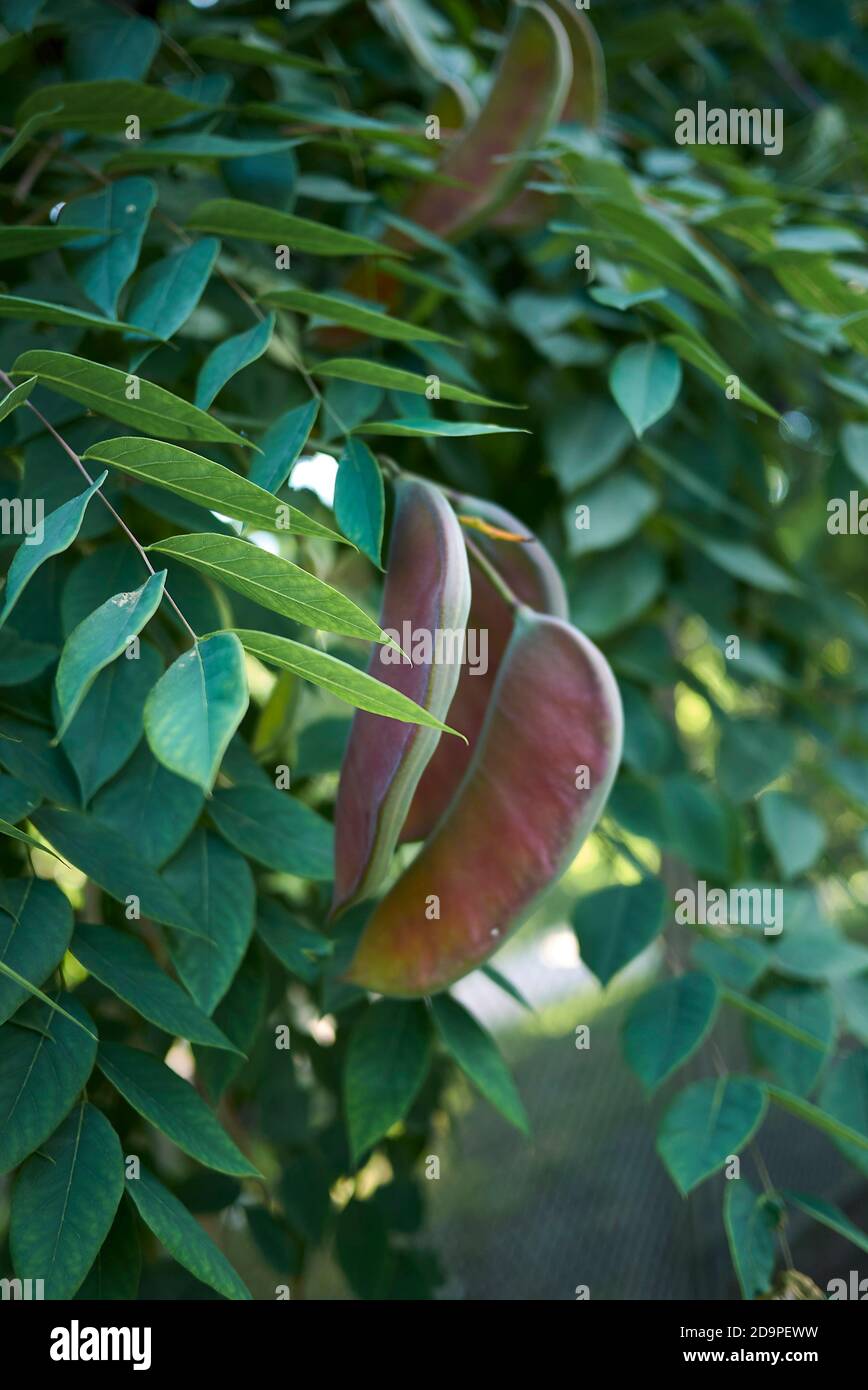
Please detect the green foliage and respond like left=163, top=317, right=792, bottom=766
left=0, top=0, right=867, bottom=1306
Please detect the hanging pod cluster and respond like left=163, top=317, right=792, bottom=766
left=332, top=477, right=623, bottom=998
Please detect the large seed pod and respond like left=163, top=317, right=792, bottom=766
left=331, top=477, right=471, bottom=917
left=345, top=607, right=623, bottom=997
left=400, top=495, right=567, bottom=843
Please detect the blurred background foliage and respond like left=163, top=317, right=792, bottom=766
left=0, top=0, right=867, bottom=1301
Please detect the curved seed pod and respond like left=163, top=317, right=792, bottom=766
left=331, top=477, right=471, bottom=917
left=400, top=495, right=567, bottom=844
left=399, top=2, right=572, bottom=244
left=345, top=607, right=623, bottom=997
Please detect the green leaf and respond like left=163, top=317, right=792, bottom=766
left=717, top=720, right=796, bottom=804
left=345, top=1000, right=431, bottom=1164
left=661, top=774, right=732, bottom=878
left=15, top=79, right=210, bottom=133
left=208, top=783, right=334, bottom=880
left=258, top=285, right=456, bottom=344
left=30, top=806, right=202, bottom=937
left=547, top=396, right=633, bottom=491
left=11, top=351, right=250, bottom=447
left=60, top=177, right=156, bottom=318
left=67, top=9, right=158, bottom=81
left=194, top=946, right=266, bottom=1101
left=770, top=930, right=868, bottom=982
left=622, top=972, right=719, bottom=1092
left=724, top=1180, right=779, bottom=1299
left=564, top=468, right=657, bottom=556
left=125, top=1165, right=251, bottom=1300
left=569, top=540, right=664, bottom=639
left=353, top=418, right=529, bottom=438
left=107, top=133, right=300, bottom=172
left=0, top=374, right=35, bottom=420
left=663, top=333, right=779, bottom=418
left=76, top=1195, right=141, bottom=1301
left=186, top=198, right=394, bottom=258
left=334, top=438, right=384, bottom=565
left=10, top=1102, right=124, bottom=1299
left=657, top=1077, right=768, bottom=1194
left=0, top=715, right=79, bottom=806
left=784, top=1191, right=868, bottom=1257
left=693, top=534, right=800, bottom=595
left=817, top=1051, right=868, bottom=1173
left=0, top=293, right=163, bottom=336
left=98, top=1041, right=261, bottom=1178
left=609, top=342, right=682, bottom=438
left=187, top=34, right=340, bottom=74
left=124, top=237, right=220, bottom=348
left=71, top=923, right=239, bottom=1053
left=149, top=533, right=387, bottom=643
left=0, top=772, right=41, bottom=824
left=91, top=742, right=203, bottom=868
left=228, top=629, right=462, bottom=734
left=0, top=471, right=107, bottom=629
left=163, top=829, right=255, bottom=1014
left=61, top=641, right=162, bottom=803
left=758, top=792, right=827, bottom=880
left=748, top=983, right=835, bottom=1096
left=195, top=313, right=275, bottom=410
left=0, top=816, right=67, bottom=863
left=315, top=358, right=516, bottom=409
left=0, top=102, right=62, bottom=172
left=0, top=994, right=97, bottom=1174
left=571, top=879, right=666, bottom=986
left=144, top=632, right=249, bottom=794
left=841, top=422, right=868, bottom=485
left=834, top=974, right=868, bottom=1045
left=431, top=994, right=529, bottom=1134
left=256, top=897, right=332, bottom=985
left=692, top=936, right=769, bottom=992
left=83, top=435, right=344, bottom=542
left=0, top=876, right=73, bottom=1024
left=0, top=226, right=104, bottom=261
left=247, top=400, right=318, bottom=493
left=54, top=571, right=165, bottom=738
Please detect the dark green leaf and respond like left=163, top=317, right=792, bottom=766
left=0, top=472, right=107, bottom=628
left=334, top=438, right=384, bottom=565
left=163, top=829, right=255, bottom=1014
left=144, top=632, right=249, bottom=794
left=572, top=879, right=666, bottom=986
left=724, top=1180, right=779, bottom=1299
left=187, top=198, right=391, bottom=257
left=0, top=876, right=73, bottom=1024
left=657, top=1077, right=767, bottom=1194
left=622, top=972, right=719, bottom=1092
left=345, top=1000, right=431, bottom=1164
left=194, top=313, right=275, bottom=410
left=125, top=1165, right=251, bottom=1299
left=431, top=994, right=529, bottom=1134
left=247, top=400, right=318, bottom=493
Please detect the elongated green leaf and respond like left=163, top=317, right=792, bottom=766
left=91, top=742, right=203, bottom=868
left=228, top=628, right=462, bottom=734
left=0, top=471, right=107, bottom=629
left=0, top=226, right=98, bottom=261
left=16, top=79, right=210, bottom=133
left=248, top=400, right=318, bottom=493
left=758, top=792, right=827, bottom=880
left=144, top=632, right=248, bottom=794
left=61, top=642, right=162, bottom=803
left=724, top=1180, right=779, bottom=1299
left=208, top=783, right=334, bottom=880
left=31, top=806, right=202, bottom=937
left=10, top=1102, right=124, bottom=1299
left=195, top=313, right=275, bottom=410
left=0, top=994, right=97, bottom=1174
left=76, top=1195, right=141, bottom=1301
left=334, top=438, right=384, bottom=564
left=259, top=286, right=456, bottom=344
left=0, top=104, right=62, bottom=172
left=187, top=198, right=392, bottom=257
left=71, top=924, right=239, bottom=1052
left=60, top=177, right=156, bottom=318
left=0, top=815, right=67, bottom=863
left=692, top=534, right=801, bottom=596
left=256, top=897, right=332, bottom=985
left=0, top=294, right=162, bottom=336
left=431, top=994, right=529, bottom=1134
left=622, top=972, right=719, bottom=1092
left=11, top=351, right=250, bottom=447
left=0, top=877, right=73, bottom=1024
left=785, top=1191, right=868, bottom=1257
left=722, top=988, right=830, bottom=1052
left=54, top=571, right=165, bottom=738
left=345, top=1000, right=431, bottom=1164
left=125, top=1165, right=251, bottom=1300
left=0, top=958, right=97, bottom=1036
left=0, top=715, right=79, bottom=806
left=572, top=879, right=666, bottom=986
left=609, top=342, right=682, bottom=438
left=124, top=237, right=220, bottom=348
left=353, top=418, right=528, bottom=438
left=194, top=947, right=266, bottom=1101
left=107, top=133, right=300, bottom=171
left=97, top=1041, right=261, bottom=1177
left=0, top=375, right=35, bottom=420
left=663, top=333, right=779, bottom=419
left=163, top=829, right=255, bottom=1015
left=657, top=1077, right=768, bottom=1194
left=149, top=533, right=387, bottom=643
left=84, top=436, right=345, bottom=542
left=188, top=34, right=339, bottom=74
left=316, top=358, right=517, bottom=409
